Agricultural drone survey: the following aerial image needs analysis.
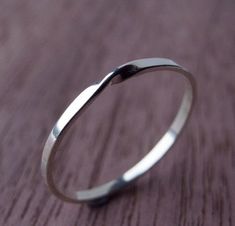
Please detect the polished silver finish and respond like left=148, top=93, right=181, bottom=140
left=41, top=58, right=195, bottom=204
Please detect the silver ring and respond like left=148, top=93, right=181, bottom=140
left=41, top=58, right=195, bottom=205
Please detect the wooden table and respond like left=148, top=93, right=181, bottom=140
left=1, top=0, right=234, bottom=225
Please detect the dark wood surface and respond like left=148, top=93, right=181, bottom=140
left=1, top=0, right=235, bottom=225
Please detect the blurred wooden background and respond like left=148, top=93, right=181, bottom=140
left=0, top=0, right=234, bottom=225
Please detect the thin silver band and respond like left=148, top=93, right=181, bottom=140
left=41, top=58, right=195, bottom=204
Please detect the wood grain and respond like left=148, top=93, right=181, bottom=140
left=0, top=0, right=235, bottom=225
